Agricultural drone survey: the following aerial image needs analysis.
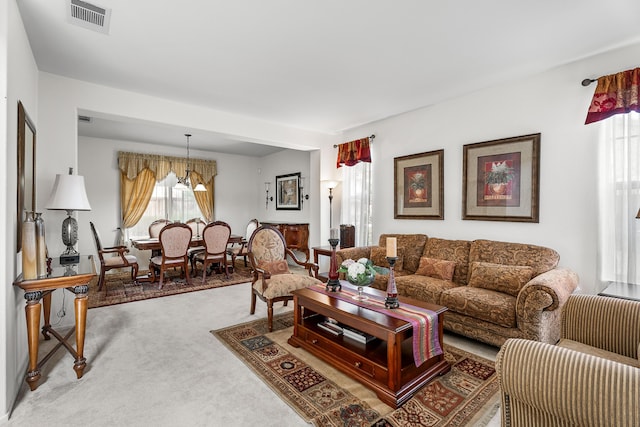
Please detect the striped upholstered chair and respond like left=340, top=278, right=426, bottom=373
left=496, top=294, right=640, bottom=427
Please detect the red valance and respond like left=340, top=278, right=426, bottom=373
left=336, top=137, right=372, bottom=168
left=585, top=67, right=640, bottom=124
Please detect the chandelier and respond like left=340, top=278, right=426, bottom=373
left=175, top=133, right=206, bottom=192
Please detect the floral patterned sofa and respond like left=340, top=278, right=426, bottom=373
left=336, top=234, right=579, bottom=347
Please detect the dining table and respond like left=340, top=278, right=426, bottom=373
left=131, top=235, right=243, bottom=254
left=131, top=234, right=244, bottom=281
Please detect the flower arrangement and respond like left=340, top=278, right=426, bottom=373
left=338, top=258, right=377, bottom=286
left=485, top=161, right=515, bottom=184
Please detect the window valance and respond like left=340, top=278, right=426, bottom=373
left=336, top=136, right=373, bottom=168
left=117, top=151, right=218, bottom=183
left=585, top=67, right=640, bottom=124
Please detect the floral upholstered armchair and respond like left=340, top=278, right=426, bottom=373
left=248, top=225, right=322, bottom=331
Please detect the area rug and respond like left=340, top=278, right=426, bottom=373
left=88, top=260, right=253, bottom=309
left=212, top=313, right=500, bottom=427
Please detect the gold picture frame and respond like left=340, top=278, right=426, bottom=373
left=462, top=133, right=540, bottom=222
left=394, top=149, right=444, bottom=219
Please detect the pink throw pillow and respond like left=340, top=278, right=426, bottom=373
left=415, top=257, right=456, bottom=281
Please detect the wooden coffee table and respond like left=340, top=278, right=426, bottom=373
left=287, top=283, right=450, bottom=408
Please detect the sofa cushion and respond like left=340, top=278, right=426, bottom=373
left=469, top=239, right=559, bottom=280
left=395, top=274, right=460, bottom=305
left=441, top=286, right=517, bottom=328
left=422, top=238, right=471, bottom=285
left=370, top=246, right=404, bottom=271
left=468, top=262, right=533, bottom=297
left=415, top=257, right=456, bottom=281
left=557, top=339, right=640, bottom=368
left=378, top=234, right=427, bottom=273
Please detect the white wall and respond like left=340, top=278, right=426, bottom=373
left=334, top=41, right=640, bottom=296
left=37, top=73, right=331, bottom=261
left=2, top=0, right=39, bottom=419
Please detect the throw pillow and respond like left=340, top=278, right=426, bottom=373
left=258, top=260, right=291, bottom=276
left=468, top=262, right=534, bottom=297
left=370, top=246, right=403, bottom=271
left=415, top=257, right=456, bottom=281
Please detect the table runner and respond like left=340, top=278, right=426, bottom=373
left=310, top=284, right=442, bottom=367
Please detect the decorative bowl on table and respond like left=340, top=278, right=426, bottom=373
left=338, top=258, right=377, bottom=300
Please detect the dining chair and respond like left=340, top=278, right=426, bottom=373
left=227, top=218, right=259, bottom=267
left=148, top=222, right=192, bottom=289
left=192, top=221, right=232, bottom=283
left=90, top=222, right=139, bottom=291
left=148, top=219, right=171, bottom=238
left=185, top=217, right=206, bottom=264
left=248, top=225, right=321, bottom=331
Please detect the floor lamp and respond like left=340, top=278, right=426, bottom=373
left=326, top=181, right=338, bottom=228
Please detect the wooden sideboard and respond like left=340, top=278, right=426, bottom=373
left=261, top=222, right=310, bottom=261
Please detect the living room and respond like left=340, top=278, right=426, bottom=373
left=3, top=0, right=640, bottom=424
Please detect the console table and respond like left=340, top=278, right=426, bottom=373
left=13, top=255, right=96, bottom=391
left=261, top=222, right=309, bottom=261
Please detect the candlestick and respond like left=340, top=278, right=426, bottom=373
left=326, top=237, right=342, bottom=292
left=384, top=256, right=400, bottom=309
left=386, top=237, right=397, bottom=258
left=330, top=228, right=339, bottom=240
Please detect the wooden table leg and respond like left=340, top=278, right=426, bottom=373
left=387, top=331, right=401, bottom=392
left=24, top=291, right=42, bottom=391
left=42, top=291, right=52, bottom=340
left=72, top=285, right=88, bottom=379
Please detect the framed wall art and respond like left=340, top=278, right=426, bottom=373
left=276, top=172, right=301, bottom=210
left=462, top=133, right=540, bottom=222
left=394, top=149, right=444, bottom=219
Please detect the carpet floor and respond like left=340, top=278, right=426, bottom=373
left=88, top=260, right=254, bottom=308
left=212, top=313, right=500, bottom=427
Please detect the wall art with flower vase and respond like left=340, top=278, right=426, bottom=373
left=462, top=133, right=540, bottom=222
left=394, top=149, right=444, bottom=219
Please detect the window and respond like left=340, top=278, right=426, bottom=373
left=126, top=172, right=203, bottom=239
left=341, top=162, right=373, bottom=246
left=598, top=112, right=640, bottom=285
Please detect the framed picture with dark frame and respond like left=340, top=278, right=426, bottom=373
left=394, top=149, right=444, bottom=219
left=17, top=101, right=36, bottom=252
left=276, top=172, right=301, bottom=210
left=462, top=133, right=540, bottom=222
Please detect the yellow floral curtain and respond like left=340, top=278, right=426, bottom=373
left=190, top=171, right=215, bottom=222
left=120, top=168, right=156, bottom=229
left=117, top=151, right=217, bottom=227
left=118, top=151, right=217, bottom=182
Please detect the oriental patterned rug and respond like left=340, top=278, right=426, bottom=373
left=212, top=313, right=500, bottom=427
left=88, top=260, right=254, bottom=309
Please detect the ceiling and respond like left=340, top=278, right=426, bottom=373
left=17, top=0, right=640, bottom=155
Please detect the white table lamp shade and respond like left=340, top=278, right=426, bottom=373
left=46, top=174, right=92, bottom=211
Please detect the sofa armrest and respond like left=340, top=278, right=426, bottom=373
left=515, top=268, right=579, bottom=343
left=336, top=246, right=374, bottom=266
left=561, top=294, right=640, bottom=359
left=497, top=338, right=640, bottom=427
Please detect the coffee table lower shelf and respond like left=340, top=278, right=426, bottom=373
left=287, top=288, right=450, bottom=408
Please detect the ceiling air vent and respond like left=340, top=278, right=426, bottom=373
left=67, top=0, right=112, bottom=34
